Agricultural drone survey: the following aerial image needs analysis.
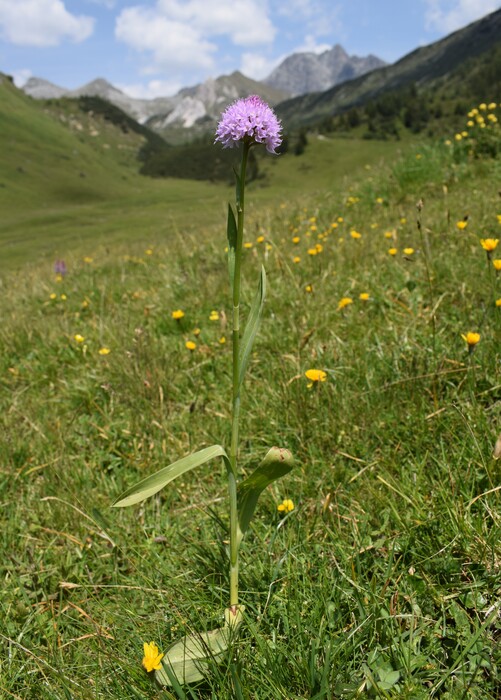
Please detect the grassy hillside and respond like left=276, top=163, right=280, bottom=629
left=276, top=8, right=501, bottom=130
left=0, top=75, right=406, bottom=271
left=0, top=92, right=500, bottom=698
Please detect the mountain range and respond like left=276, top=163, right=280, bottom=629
left=22, top=44, right=385, bottom=133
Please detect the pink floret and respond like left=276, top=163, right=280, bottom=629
left=215, top=95, right=282, bottom=154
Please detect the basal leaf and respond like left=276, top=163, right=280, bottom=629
left=238, top=265, right=266, bottom=388
left=237, top=447, right=294, bottom=542
left=112, top=445, right=231, bottom=508
left=155, top=606, right=244, bottom=687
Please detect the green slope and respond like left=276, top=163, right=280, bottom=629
left=276, top=8, right=501, bottom=128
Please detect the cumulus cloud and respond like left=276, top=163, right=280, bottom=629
left=424, top=0, right=499, bottom=33
left=240, top=52, right=280, bottom=81
left=0, top=0, right=94, bottom=47
left=115, top=0, right=276, bottom=79
left=117, top=78, right=182, bottom=99
left=116, top=7, right=216, bottom=72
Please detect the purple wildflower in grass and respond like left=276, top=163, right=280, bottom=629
left=215, top=95, right=282, bottom=154
left=54, top=259, right=67, bottom=276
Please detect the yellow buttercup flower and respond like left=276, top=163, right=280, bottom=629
left=350, top=230, right=362, bottom=239
left=243, top=242, right=253, bottom=249
left=185, top=341, right=196, bottom=351
left=461, top=332, right=480, bottom=347
left=193, top=328, right=201, bottom=336
left=493, top=259, right=501, bottom=271
left=305, top=284, right=313, bottom=293
left=456, top=220, right=468, bottom=230
left=293, top=256, right=301, bottom=264
left=403, top=247, right=415, bottom=256
left=209, top=310, right=219, bottom=321
left=305, top=369, right=327, bottom=383
left=74, top=334, right=85, bottom=343
left=337, top=297, right=353, bottom=310
left=219, top=336, right=226, bottom=345
left=277, top=499, right=295, bottom=513
left=171, top=309, right=185, bottom=320
left=359, top=292, right=370, bottom=301
left=142, top=642, right=164, bottom=673
left=292, top=236, right=300, bottom=244
left=388, top=248, right=398, bottom=256
left=480, top=238, right=499, bottom=252
left=256, top=235, right=265, bottom=243
left=49, top=293, right=57, bottom=300
left=495, top=298, right=501, bottom=307
left=98, top=347, right=111, bottom=355
left=307, top=247, right=318, bottom=256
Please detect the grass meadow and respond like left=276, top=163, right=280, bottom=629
left=1, top=108, right=500, bottom=698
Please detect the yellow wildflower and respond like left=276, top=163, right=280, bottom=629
left=359, top=292, right=370, bottom=301
left=492, top=259, right=501, bottom=271
left=277, top=499, right=295, bottom=513
left=315, top=243, right=323, bottom=253
left=219, top=336, right=226, bottom=344
left=305, top=284, right=313, bottom=293
left=185, top=340, right=196, bottom=351
left=403, top=247, right=415, bottom=256
left=74, top=334, right=85, bottom=343
left=388, top=248, right=398, bottom=256
left=98, top=347, right=111, bottom=355
left=338, top=297, right=353, bottom=310
left=142, top=642, right=164, bottom=673
left=83, top=256, right=93, bottom=264
left=350, top=230, right=362, bottom=239
left=293, top=256, right=301, bottom=264
left=145, top=249, right=153, bottom=256
left=60, top=294, right=67, bottom=301
left=400, top=217, right=407, bottom=224
left=171, top=309, right=185, bottom=320
left=193, top=328, right=201, bottom=336
left=337, top=217, right=344, bottom=223
left=256, top=235, right=265, bottom=243
left=480, top=238, right=499, bottom=253
left=384, top=231, right=394, bottom=239
left=305, top=369, right=327, bottom=383
left=244, top=242, right=253, bottom=249
left=209, top=310, right=219, bottom=321
left=307, top=248, right=318, bottom=256
left=456, top=220, right=468, bottom=230
left=496, top=299, right=501, bottom=307
left=49, top=293, right=57, bottom=300
left=461, top=332, right=480, bottom=348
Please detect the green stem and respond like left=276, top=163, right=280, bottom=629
left=229, top=142, right=250, bottom=607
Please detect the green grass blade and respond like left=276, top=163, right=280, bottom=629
left=238, top=265, right=266, bottom=388
left=237, top=447, right=294, bottom=540
left=112, top=445, right=230, bottom=507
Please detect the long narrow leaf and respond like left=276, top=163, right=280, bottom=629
left=238, top=265, right=266, bottom=388
left=227, top=203, right=237, bottom=291
left=112, top=445, right=231, bottom=508
left=237, top=447, right=294, bottom=540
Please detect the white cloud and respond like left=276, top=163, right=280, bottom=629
left=424, top=0, right=499, bottom=33
left=117, top=78, right=182, bottom=99
left=240, top=52, right=280, bottom=80
left=0, top=0, right=94, bottom=47
left=115, top=0, right=276, bottom=80
left=274, top=0, right=343, bottom=37
left=11, top=68, right=33, bottom=87
left=115, top=7, right=216, bottom=73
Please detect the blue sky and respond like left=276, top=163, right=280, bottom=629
left=0, top=0, right=499, bottom=98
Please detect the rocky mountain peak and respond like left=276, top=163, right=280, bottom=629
left=264, top=44, right=386, bottom=96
